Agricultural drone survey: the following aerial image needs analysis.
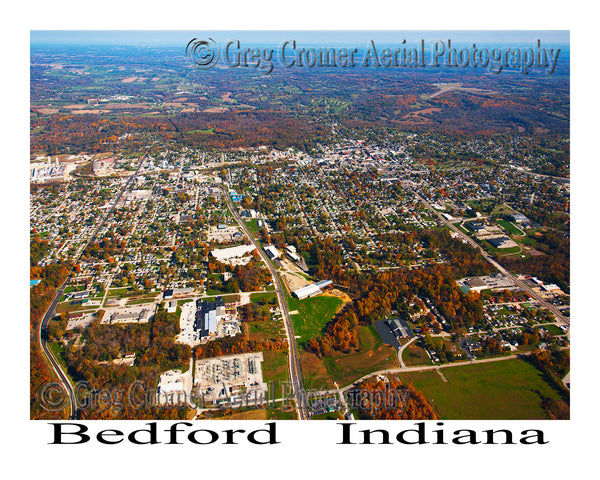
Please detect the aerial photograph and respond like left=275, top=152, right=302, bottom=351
left=29, top=30, right=570, bottom=422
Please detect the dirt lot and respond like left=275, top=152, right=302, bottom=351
left=280, top=271, right=311, bottom=293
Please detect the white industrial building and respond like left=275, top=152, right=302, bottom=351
left=264, top=245, right=281, bottom=259
left=292, top=280, right=333, bottom=299
left=211, top=244, right=256, bottom=261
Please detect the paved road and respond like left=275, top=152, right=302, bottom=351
left=412, top=189, right=569, bottom=326
left=37, top=157, right=145, bottom=418
left=38, top=279, right=76, bottom=418
left=397, top=336, right=417, bottom=369
left=220, top=185, right=309, bottom=420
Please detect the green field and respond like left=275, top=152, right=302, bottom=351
left=310, top=411, right=342, bottom=420
left=402, top=342, right=433, bottom=367
left=186, top=127, right=215, bottom=135
left=55, top=303, right=97, bottom=314
left=397, top=358, right=568, bottom=419
left=482, top=240, right=522, bottom=256
left=497, top=219, right=525, bottom=236
left=288, top=295, right=343, bottom=343
left=250, top=292, right=277, bottom=304
left=201, top=293, right=241, bottom=303
left=262, top=350, right=290, bottom=388
left=126, top=296, right=158, bottom=305
left=105, top=287, right=134, bottom=298
left=245, top=219, right=260, bottom=235
left=540, top=324, right=564, bottom=336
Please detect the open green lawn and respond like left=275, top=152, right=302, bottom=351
left=288, top=295, right=343, bottom=343
left=105, top=287, right=133, bottom=298
left=186, top=127, right=215, bottom=135
left=453, top=222, right=471, bottom=235
left=497, top=219, right=525, bottom=236
left=403, top=342, right=433, bottom=367
left=540, top=324, right=564, bottom=336
left=482, top=241, right=522, bottom=256
left=201, top=293, right=241, bottom=303
left=250, top=292, right=277, bottom=304
left=397, top=358, right=568, bottom=419
left=245, top=219, right=260, bottom=235
left=262, top=350, right=290, bottom=388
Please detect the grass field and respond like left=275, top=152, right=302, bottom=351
left=126, top=296, right=158, bottom=305
left=105, top=287, right=134, bottom=298
left=497, top=219, right=525, bottom=236
left=55, top=303, right=97, bottom=314
left=262, top=350, right=290, bottom=388
left=453, top=222, right=471, bottom=235
left=396, top=358, right=568, bottom=419
left=402, top=342, right=433, bottom=367
left=250, top=292, right=277, bottom=304
left=201, top=293, right=241, bottom=303
left=540, top=324, right=564, bottom=336
left=288, top=295, right=343, bottom=343
left=301, top=325, right=399, bottom=390
left=245, top=219, right=260, bottom=235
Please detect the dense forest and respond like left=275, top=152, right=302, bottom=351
left=30, top=110, right=331, bottom=155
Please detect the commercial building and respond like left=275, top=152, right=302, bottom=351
left=511, top=214, right=529, bottom=223
left=211, top=245, right=256, bottom=262
left=466, top=221, right=486, bottom=232
left=487, top=236, right=513, bottom=248
left=264, top=245, right=281, bottom=259
left=240, top=209, right=258, bottom=218
left=72, top=290, right=90, bottom=300
left=163, top=287, right=194, bottom=299
left=194, top=297, right=226, bottom=338
left=374, top=317, right=413, bottom=349
left=166, top=300, right=177, bottom=313
left=109, top=308, right=152, bottom=324
left=292, top=280, right=333, bottom=299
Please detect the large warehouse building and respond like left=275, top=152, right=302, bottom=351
left=292, top=280, right=333, bottom=300
left=194, top=297, right=226, bottom=339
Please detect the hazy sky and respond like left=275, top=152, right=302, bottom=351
left=31, top=30, right=569, bottom=46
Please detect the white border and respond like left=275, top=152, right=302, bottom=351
left=5, top=1, right=598, bottom=477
